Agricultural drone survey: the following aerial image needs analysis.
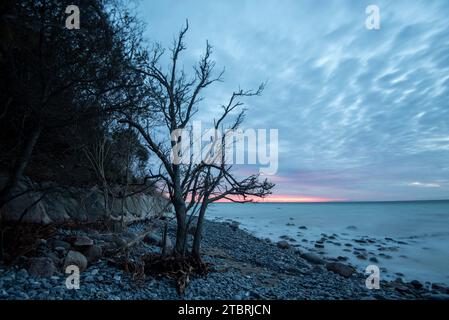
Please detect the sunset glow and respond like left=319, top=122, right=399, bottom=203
left=216, top=194, right=345, bottom=203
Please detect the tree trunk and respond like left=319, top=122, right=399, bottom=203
left=173, top=202, right=187, bottom=256
left=192, top=202, right=207, bottom=260
left=0, top=124, right=41, bottom=209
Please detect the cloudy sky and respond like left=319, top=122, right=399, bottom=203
left=137, top=0, right=449, bottom=202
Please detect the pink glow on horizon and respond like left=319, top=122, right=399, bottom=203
left=216, top=194, right=345, bottom=203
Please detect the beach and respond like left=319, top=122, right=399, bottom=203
left=209, top=201, right=449, bottom=287
left=1, top=216, right=448, bottom=300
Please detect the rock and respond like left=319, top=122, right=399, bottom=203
left=45, top=251, right=61, bottom=266
left=314, top=243, right=325, bottom=249
left=17, top=269, right=29, bottom=278
left=113, top=236, right=127, bottom=248
left=337, top=256, right=348, bottom=261
left=63, top=250, right=88, bottom=272
left=74, top=236, right=94, bottom=247
left=346, top=226, right=357, bottom=230
left=300, top=252, right=326, bottom=265
left=410, top=280, right=423, bottom=290
left=229, top=221, right=240, bottom=231
left=369, top=257, right=379, bottom=263
left=431, top=283, right=449, bottom=293
left=394, top=283, right=411, bottom=294
left=299, top=226, right=307, bottom=230
left=52, top=239, right=71, bottom=250
left=54, top=247, right=68, bottom=256
left=82, top=245, right=103, bottom=264
left=326, top=262, right=355, bottom=278
left=27, top=257, right=56, bottom=278
left=277, top=241, right=290, bottom=249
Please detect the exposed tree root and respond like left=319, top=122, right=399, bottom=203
left=141, top=253, right=210, bottom=295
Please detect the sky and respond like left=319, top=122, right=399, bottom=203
left=136, top=0, right=449, bottom=202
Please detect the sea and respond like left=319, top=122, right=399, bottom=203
left=207, top=201, right=449, bottom=286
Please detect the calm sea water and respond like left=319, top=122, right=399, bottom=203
left=208, top=201, right=449, bottom=286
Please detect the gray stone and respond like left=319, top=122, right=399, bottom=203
left=52, top=240, right=71, bottom=250
left=82, top=245, right=103, bottom=264
left=300, top=252, right=326, bottom=265
left=63, top=250, right=88, bottom=272
left=410, top=280, right=423, bottom=290
left=27, top=257, right=56, bottom=278
left=326, top=262, right=355, bottom=278
left=74, top=236, right=94, bottom=247
left=277, top=241, right=290, bottom=249
left=45, top=251, right=61, bottom=266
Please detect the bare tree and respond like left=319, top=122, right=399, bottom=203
left=84, top=133, right=114, bottom=218
left=120, top=22, right=274, bottom=259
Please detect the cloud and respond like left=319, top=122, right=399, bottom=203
left=138, top=0, right=449, bottom=201
left=408, top=182, right=441, bottom=188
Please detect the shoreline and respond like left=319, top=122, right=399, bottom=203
left=0, top=218, right=448, bottom=300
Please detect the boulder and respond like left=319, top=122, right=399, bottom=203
left=301, top=252, right=326, bottom=265
left=277, top=241, right=290, bottom=249
left=27, top=257, right=56, bottom=277
left=82, top=245, right=103, bottom=264
left=326, top=262, right=355, bottom=278
left=63, top=250, right=88, bottom=272
left=410, top=280, right=423, bottom=290
left=52, top=239, right=72, bottom=250
left=45, top=251, right=61, bottom=266
left=74, top=236, right=94, bottom=247
left=229, top=221, right=240, bottom=231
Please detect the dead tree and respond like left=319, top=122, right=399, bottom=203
left=120, top=22, right=274, bottom=258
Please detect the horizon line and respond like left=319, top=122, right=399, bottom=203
left=216, top=199, right=449, bottom=204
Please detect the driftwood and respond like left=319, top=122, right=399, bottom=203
left=103, top=224, right=156, bottom=257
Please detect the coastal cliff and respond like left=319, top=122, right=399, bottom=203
left=0, top=176, right=171, bottom=225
